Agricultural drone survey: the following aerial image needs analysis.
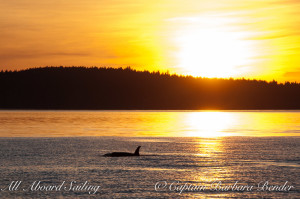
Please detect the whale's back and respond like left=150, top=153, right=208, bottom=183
left=104, top=146, right=141, bottom=157
left=104, top=152, right=134, bottom=157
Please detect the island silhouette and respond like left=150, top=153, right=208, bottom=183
left=0, top=66, right=299, bottom=110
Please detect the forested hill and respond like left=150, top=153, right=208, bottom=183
left=0, top=66, right=300, bottom=110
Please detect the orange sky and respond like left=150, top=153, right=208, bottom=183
left=1, top=0, right=300, bottom=82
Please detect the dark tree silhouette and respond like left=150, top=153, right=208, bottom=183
left=0, top=66, right=299, bottom=110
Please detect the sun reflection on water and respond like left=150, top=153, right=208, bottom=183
left=184, top=112, right=236, bottom=137
left=181, top=137, right=229, bottom=187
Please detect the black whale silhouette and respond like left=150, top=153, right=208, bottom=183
left=104, top=146, right=141, bottom=157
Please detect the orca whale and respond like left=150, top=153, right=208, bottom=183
left=104, top=146, right=141, bottom=157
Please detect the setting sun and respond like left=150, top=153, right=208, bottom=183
left=173, top=16, right=255, bottom=78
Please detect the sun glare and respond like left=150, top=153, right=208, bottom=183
left=174, top=17, right=254, bottom=78
left=185, top=112, right=235, bottom=137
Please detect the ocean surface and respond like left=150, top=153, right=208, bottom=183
left=0, top=111, right=299, bottom=198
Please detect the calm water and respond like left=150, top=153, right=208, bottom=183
left=0, top=111, right=299, bottom=198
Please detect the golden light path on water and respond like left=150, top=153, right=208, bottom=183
left=192, top=138, right=226, bottom=186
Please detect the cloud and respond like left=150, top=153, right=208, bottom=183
left=0, top=50, right=91, bottom=61
left=284, top=68, right=300, bottom=77
left=269, top=0, right=300, bottom=5
left=246, top=33, right=297, bottom=40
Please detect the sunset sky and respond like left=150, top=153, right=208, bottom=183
left=1, top=0, right=300, bottom=82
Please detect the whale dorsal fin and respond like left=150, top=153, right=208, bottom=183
left=134, top=146, right=141, bottom=155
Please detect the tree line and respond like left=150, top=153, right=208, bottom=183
left=0, top=66, right=299, bottom=110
